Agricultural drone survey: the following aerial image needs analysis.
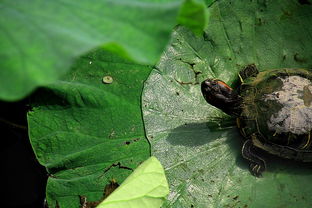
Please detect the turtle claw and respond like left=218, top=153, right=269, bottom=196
left=242, top=139, right=267, bottom=177
left=249, top=162, right=265, bottom=177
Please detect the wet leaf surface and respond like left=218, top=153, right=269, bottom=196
left=142, top=0, right=312, bottom=207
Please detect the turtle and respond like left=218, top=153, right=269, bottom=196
left=201, top=64, right=312, bottom=177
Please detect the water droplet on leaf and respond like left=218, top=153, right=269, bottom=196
left=102, top=76, right=113, bottom=84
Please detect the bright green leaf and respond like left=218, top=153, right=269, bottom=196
left=177, top=0, right=209, bottom=35
left=142, top=0, right=312, bottom=207
left=0, top=0, right=207, bottom=101
left=97, top=156, right=169, bottom=208
left=28, top=49, right=151, bottom=208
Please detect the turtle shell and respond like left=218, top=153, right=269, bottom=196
left=238, top=68, right=312, bottom=160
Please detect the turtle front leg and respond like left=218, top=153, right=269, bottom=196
left=242, top=139, right=266, bottom=177
left=239, top=64, right=259, bottom=82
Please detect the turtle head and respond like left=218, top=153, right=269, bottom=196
left=201, top=79, right=240, bottom=116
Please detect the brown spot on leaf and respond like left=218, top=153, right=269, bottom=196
left=104, top=179, right=120, bottom=199
left=79, top=195, right=100, bottom=208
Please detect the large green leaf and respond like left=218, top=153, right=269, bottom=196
left=28, top=49, right=151, bottom=208
left=142, top=0, right=312, bottom=207
left=0, top=0, right=207, bottom=101
left=98, top=156, right=169, bottom=208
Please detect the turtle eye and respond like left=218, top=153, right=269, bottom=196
left=211, top=80, right=220, bottom=88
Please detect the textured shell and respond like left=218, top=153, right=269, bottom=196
left=238, top=68, right=312, bottom=156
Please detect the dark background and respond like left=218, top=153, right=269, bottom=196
left=2, top=99, right=47, bottom=208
